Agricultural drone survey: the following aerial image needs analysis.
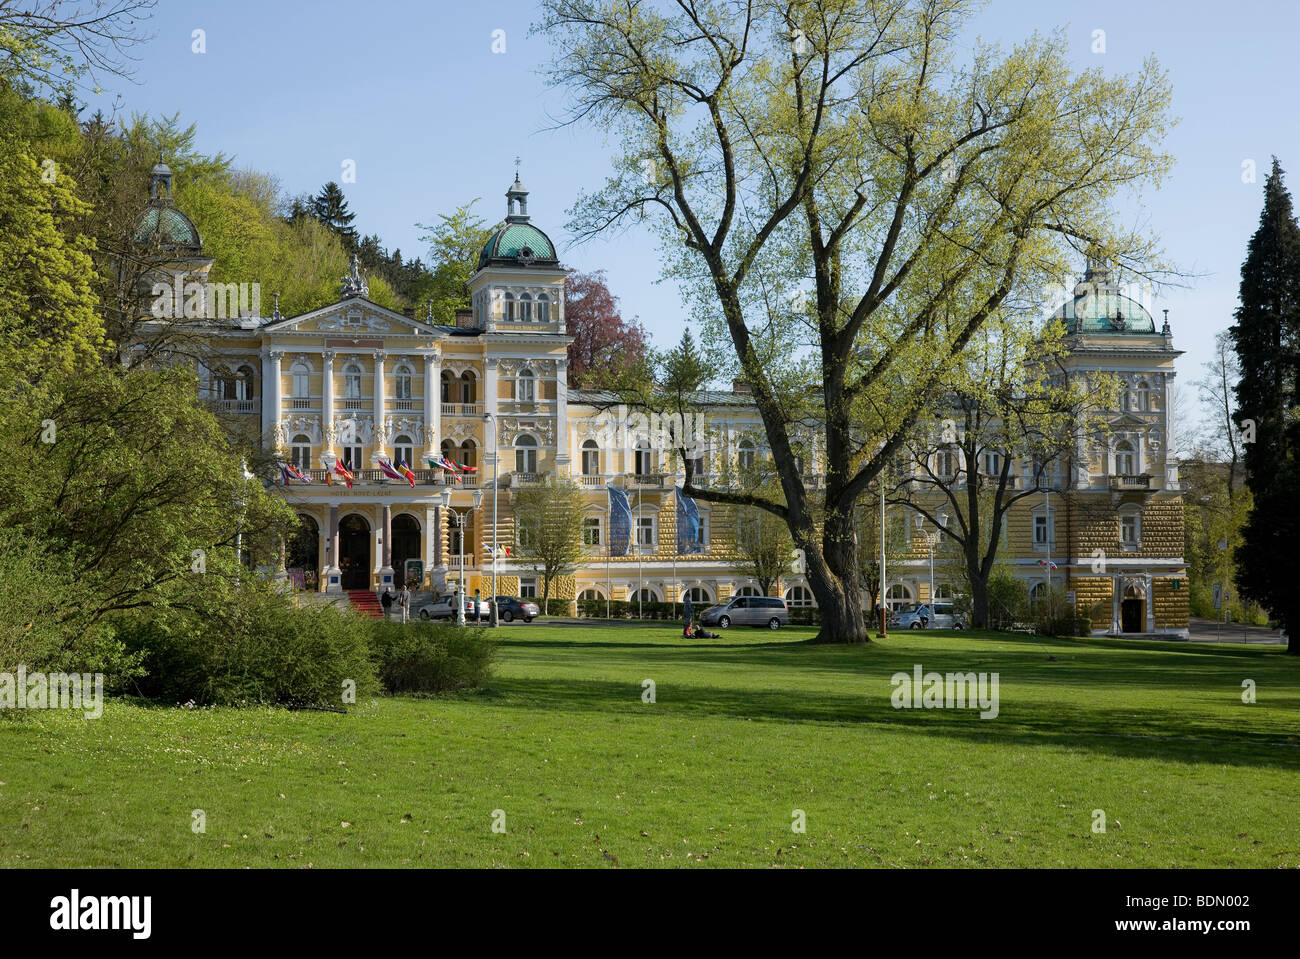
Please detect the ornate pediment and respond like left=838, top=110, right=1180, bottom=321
left=499, top=416, right=556, bottom=446
left=262, top=299, right=441, bottom=337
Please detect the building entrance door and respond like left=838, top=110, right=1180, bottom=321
left=339, top=514, right=371, bottom=590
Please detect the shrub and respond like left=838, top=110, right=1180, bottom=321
left=121, top=584, right=378, bottom=708
left=986, top=571, right=1028, bottom=629
left=368, top=619, right=496, bottom=694
left=1029, top=584, right=1091, bottom=637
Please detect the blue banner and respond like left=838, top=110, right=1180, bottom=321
left=607, top=484, right=632, bottom=556
left=675, top=487, right=703, bottom=554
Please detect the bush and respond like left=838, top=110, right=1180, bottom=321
left=1029, top=584, right=1091, bottom=637
left=986, top=571, right=1028, bottom=629
left=121, top=584, right=378, bottom=708
left=368, top=619, right=496, bottom=694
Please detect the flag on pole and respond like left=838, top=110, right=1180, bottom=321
left=377, top=455, right=405, bottom=483
left=608, top=484, right=632, bottom=557
left=482, top=541, right=513, bottom=558
left=674, top=487, right=704, bottom=554
left=398, top=460, right=417, bottom=488
left=285, top=462, right=311, bottom=483
left=1036, top=559, right=1058, bottom=569
left=332, top=460, right=354, bottom=489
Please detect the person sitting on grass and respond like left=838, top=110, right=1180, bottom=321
left=683, top=617, right=694, bottom=639
left=691, top=622, right=718, bottom=639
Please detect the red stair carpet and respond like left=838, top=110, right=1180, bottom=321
left=347, top=590, right=385, bottom=618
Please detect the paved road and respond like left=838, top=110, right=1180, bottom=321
left=1186, top=617, right=1288, bottom=646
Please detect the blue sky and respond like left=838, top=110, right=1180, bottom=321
left=86, top=0, right=1300, bottom=423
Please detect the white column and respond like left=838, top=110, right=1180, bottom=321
left=485, top=356, right=499, bottom=419
left=423, top=352, right=439, bottom=462
left=555, top=357, right=570, bottom=473
left=268, top=349, right=284, bottom=451
left=373, top=350, right=387, bottom=465
left=1146, top=574, right=1156, bottom=633
left=322, top=350, right=336, bottom=453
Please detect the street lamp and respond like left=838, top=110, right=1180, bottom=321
left=441, top=487, right=483, bottom=626
left=914, top=510, right=948, bottom=619
left=234, top=459, right=254, bottom=587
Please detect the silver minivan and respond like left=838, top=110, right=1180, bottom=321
left=699, top=595, right=789, bottom=630
left=894, top=602, right=966, bottom=630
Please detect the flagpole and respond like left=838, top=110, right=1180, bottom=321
left=606, top=488, right=611, bottom=620
left=672, top=487, right=677, bottom=622
left=637, top=483, right=643, bottom=620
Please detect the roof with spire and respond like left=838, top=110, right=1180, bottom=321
left=478, top=165, right=559, bottom=269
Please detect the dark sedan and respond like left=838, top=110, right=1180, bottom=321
left=493, top=596, right=540, bottom=623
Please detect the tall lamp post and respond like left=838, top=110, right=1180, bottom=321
left=485, top=412, right=500, bottom=627
left=441, top=487, right=483, bottom=626
left=234, top=459, right=254, bottom=587
left=914, top=510, right=948, bottom=619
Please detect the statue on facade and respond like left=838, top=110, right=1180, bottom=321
left=341, top=253, right=370, bottom=298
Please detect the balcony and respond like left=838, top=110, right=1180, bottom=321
left=579, top=474, right=608, bottom=487
left=506, top=471, right=546, bottom=487
left=341, top=398, right=369, bottom=411
left=1110, top=473, right=1152, bottom=491
left=292, top=468, right=476, bottom=488
left=388, top=397, right=420, bottom=412
left=623, top=473, right=670, bottom=490
left=288, top=396, right=319, bottom=411
left=217, top=399, right=259, bottom=414
left=441, top=403, right=482, bottom=417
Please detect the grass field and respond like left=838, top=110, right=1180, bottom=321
left=2, top=625, right=1297, bottom=867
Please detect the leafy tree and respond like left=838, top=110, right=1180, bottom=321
left=565, top=270, right=650, bottom=388
left=888, top=316, right=1112, bottom=627
left=734, top=493, right=794, bottom=597
left=0, top=87, right=104, bottom=390
left=540, top=0, right=1174, bottom=642
left=511, top=477, right=585, bottom=610
left=416, top=200, right=497, bottom=323
left=309, top=181, right=358, bottom=250
left=0, top=0, right=155, bottom=95
left=1229, top=158, right=1300, bottom=648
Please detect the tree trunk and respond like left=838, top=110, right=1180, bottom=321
left=805, top=505, right=870, bottom=643
left=969, top=572, right=990, bottom=629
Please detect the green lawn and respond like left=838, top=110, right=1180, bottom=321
left=2, top=626, right=1297, bottom=867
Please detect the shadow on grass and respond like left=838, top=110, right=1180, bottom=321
left=482, top=673, right=1300, bottom=771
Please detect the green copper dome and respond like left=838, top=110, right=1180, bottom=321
left=478, top=222, right=557, bottom=268
left=132, top=205, right=203, bottom=251
left=1051, top=267, right=1156, bottom=334
left=132, top=163, right=203, bottom=253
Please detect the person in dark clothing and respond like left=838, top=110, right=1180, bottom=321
left=381, top=587, right=394, bottom=618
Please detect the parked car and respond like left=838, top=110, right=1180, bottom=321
left=893, top=602, right=966, bottom=630
left=416, top=594, right=490, bottom=621
left=493, top=596, right=540, bottom=623
left=698, top=595, right=789, bottom=630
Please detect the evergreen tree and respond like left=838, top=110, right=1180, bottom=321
left=309, top=181, right=359, bottom=250
left=1229, top=158, right=1300, bottom=650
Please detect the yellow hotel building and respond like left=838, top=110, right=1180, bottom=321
left=134, top=167, right=1188, bottom=636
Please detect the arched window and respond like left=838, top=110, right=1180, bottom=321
left=393, top=434, right=414, bottom=468
left=343, top=362, right=363, bottom=398
left=885, top=584, right=912, bottom=612
left=632, top=587, right=660, bottom=603
left=536, top=293, right=550, bottom=323
left=934, top=584, right=955, bottom=601
left=460, top=371, right=476, bottom=404
left=213, top=366, right=235, bottom=400
left=515, top=434, right=538, bottom=474
left=290, top=434, right=312, bottom=470
left=1029, top=581, right=1049, bottom=606
left=517, top=368, right=535, bottom=403
left=581, top=439, right=600, bottom=475
left=634, top=440, right=653, bottom=476
left=578, top=588, right=605, bottom=601
left=518, top=292, right=532, bottom=322
left=734, top=585, right=762, bottom=597
left=685, top=586, right=712, bottom=604
left=458, top=439, right=477, bottom=472
left=235, top=365, right=256, bottom=401
left=503, top=291, right=515, bottom=322
left=394, top=363, right=413, bottom=400
left=291, top=360, right=311, bottom=398
left=1135, top=380, right=1150, bottom=411
left=737, top=439, right=755, bottom=472
left=785, top=585, right=815, bottom=608
left=1114, top=440, right=1136, bottom=475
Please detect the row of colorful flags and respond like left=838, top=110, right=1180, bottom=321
left=276, top=451, right=482, bottom=487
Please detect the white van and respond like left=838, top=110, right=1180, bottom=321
left=698, top=596, right=790, bottom=629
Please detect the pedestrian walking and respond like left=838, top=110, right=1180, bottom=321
left=381, top=586, right=394, bottom=620
left=399, top=585, right=410, bottom=624
left=473, top=589, right=483, bottom=623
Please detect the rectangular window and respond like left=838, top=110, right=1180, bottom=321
left=520, top=578, right=537, bottom=599
left=342, top=445, right=363, bottom=470
left=293, top=371, right=309, bottom=397
left=1034, top=514, right=1051, bottom=546
left=1120, top=514, right=1140, bottom=547
left=291, top=443, right=312, bottom=470
left=582, top=517, right=602, bottom=547
left=697, top=515, right=709, bottom=548
left=636, top=516, right=655, bottom=550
